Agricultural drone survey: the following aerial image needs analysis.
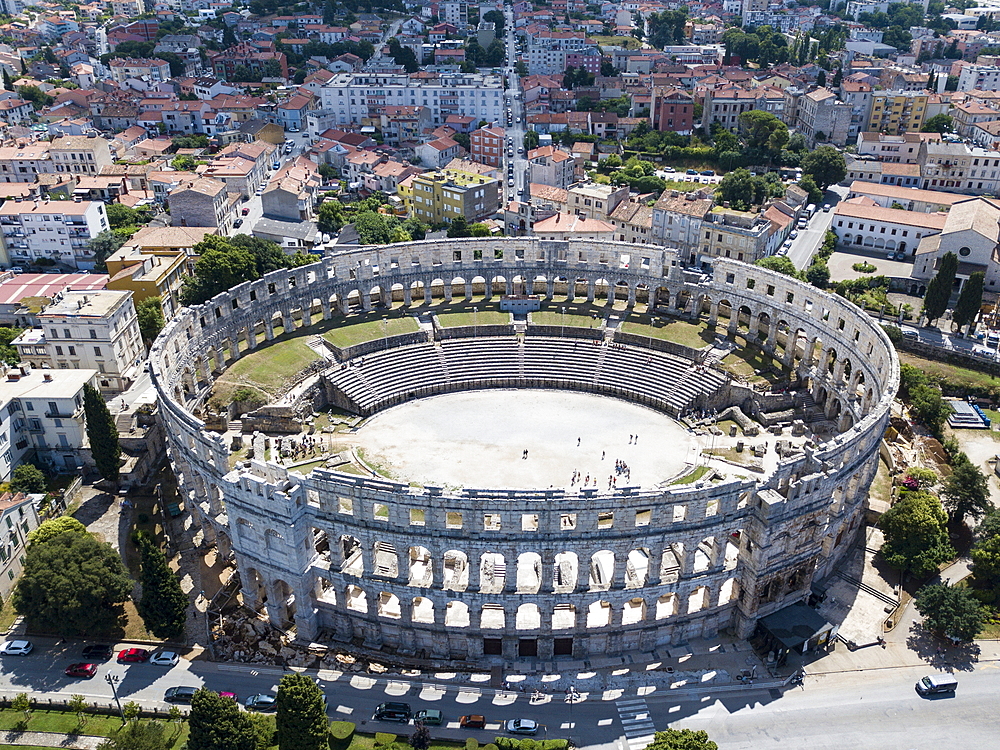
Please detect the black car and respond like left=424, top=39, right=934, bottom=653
left=82, top=644, right=113, bottom=661
left=234, top=218, right=243, bottom=228
left=373, top=702, right=412, bottom=722
left=164, top=686, right=198, bottom=703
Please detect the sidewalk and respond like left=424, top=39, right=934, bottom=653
left=1, top=729, right=105, bottom=749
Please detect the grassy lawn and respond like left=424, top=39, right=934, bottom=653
left=531, top=309, right=602, bottom=328
left=897, top=351, right=1000, bottom=392
left=670, top=465, right=712, bottom=484
left=0, top=709, right=188, bottom=748
left=323, top=311, right=420, bottom=348
left=212, top=337, right=321, bottom=408
left=703, top=447, right=757, bottom=465
left=721, top=347, right=782, bottom=384
left=588, top=35, right=642, bottom=49
left=436, top=309, right=510, bottom=327
left=621, top=315, right=716, bottom=349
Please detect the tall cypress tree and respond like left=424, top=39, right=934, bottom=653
left=135, top=531, right=188, bottom=640
left=922, top=251, right=958, bottom=325
left=189, top=689, right=256, bottom=750
left=276, top=673, right=329, bottom=750
left=952, top=271, right=985, bottom=333
left=83, top=383, right=121, bottom=482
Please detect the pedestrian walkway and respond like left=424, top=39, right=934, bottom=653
left=614, top=697, right=656, bottom=750
left=1, top=729, right=104, bottom=749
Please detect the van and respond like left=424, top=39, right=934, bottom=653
left=373, top=702, right=412, bottom=722
left=915, top=674, right=958, bottom=695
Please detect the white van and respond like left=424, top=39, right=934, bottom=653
left=915, top=674, right=958, bottom=695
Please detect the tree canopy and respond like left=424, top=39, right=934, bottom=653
left=276, top=673, right=329, bottom=750
left=922, top=251, right=957, bottom=324
left=28, top=516, right=88, bottom=546
left=941, top=454, right=991, bottom=523
left=188, top=688, right=257, bottom=750
left=800, top=146, right=846, bottom=189
left=922, top=113, right=954, bottom=133
left=914, top=583, right=987, bottom=642
left=84, top=383, right=121, bottom=483
left=878, top=490, right=955, bottom=576
left=136, top=297, right=165, bottom=346
left=10, top=463, right=46, bottom=494
left=952, top=271, right=984, bottom=333
left=13, top=529, right=133, bottom=635
left=0, top=325, right=20, bottom=365
left=646, top=728, right=718, bottom=750
left=135, top=531, right=188, bottom=640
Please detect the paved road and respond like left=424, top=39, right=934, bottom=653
left=503, top=8, right=528, bottom=209
left=2, top=641, right=999, bottom=749
left=787, top=183, right=849, bottom=270
left=365, top=19, right=404, bottom=72
left=233, top=131, right=313, bottom=238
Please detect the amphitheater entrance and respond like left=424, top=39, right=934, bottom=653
left=352, top=390, right=695, bottom=490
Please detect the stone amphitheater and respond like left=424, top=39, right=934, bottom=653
left=151, top=237, right=897, bottom=665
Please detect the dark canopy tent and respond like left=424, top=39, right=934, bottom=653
left=754, top=603, right=833, bottom=665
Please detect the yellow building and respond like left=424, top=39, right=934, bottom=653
left=399, top=167, right=500, bottom=225
left=105, top=226, right=215, bottom=318
left=867, top=91, right=929, bottom=135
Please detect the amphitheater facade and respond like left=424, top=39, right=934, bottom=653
left=151, top=238, right=897, bottom=664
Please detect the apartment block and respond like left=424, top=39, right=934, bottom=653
left=108, top=57, right=172, bottom=83
left=0, top=492, right=39, bottom=598
left=49, top=134, right=114, bottom=176
left=699, top=208, right=774, bottom=265
left=0, top=199, right=108, bottom=270
left=15, top=290, right=144, bottom=394
left=399, top=169, right=500, bottom=224
left=470, top=126, right=505, bottom=168
left=866, top=91, right=929, bottom=135
left=527, top=146, right=576, bottom=189
left=168, top=177, right=236, bottom=234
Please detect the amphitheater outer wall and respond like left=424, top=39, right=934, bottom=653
left=150, top=238, right=897, bottom=665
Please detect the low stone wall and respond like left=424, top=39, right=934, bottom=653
left=436, top=323, right=516, bottom=339
left=526, top=323, right=604, bottom=340
left=336, top=331, right=431, bottom=361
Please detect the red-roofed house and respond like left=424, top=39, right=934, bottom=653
left=416, top=136, right=462, bottom=168
left=470, top=126, right=505, bottom=167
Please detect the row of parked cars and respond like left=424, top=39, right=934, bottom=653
left=373, top=702, right=539, bottom=734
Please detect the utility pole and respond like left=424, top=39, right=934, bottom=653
left=106, top=673, right=125, bottom=723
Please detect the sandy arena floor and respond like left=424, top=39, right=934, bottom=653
left=352, top=389, right=696, bottom=490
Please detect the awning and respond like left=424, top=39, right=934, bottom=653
left=758, top=603, right=832, bottom=651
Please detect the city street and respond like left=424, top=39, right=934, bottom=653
left=0, top=641, right=997, bottom=750
left=503, top=7, right=528, bottom=206
left=787, top=183, right=848, bottom=271
left=233, top=131, right=312, bottom=237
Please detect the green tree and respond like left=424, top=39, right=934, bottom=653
left=10, top=463, right=46, bottom=494
left=317, top=202, right=346, bottom=235
left=87, top=230, right=127, bottom=273
left=180, top=242, right=258, bottom=306
left=171, top=134, right=209, bottom=149
left=410, top=724, right=431, bottom=750
left=13, top=529, right=133, bottom=635
left=84, top=382, right=121, bottom=483
left=134, top=531, right=188, bottom=640
left=276, top=673, right=329, bottom=750
left=952, top=271, right=984, bottom=333
left=97, top=720, right=170, bottom=750
left=645, top=728, right=718, bottom=750
left=800, top=145, right=847, bottom=189
left=17, top=84, right=53, bottom=109
left=716, top=168, right=762, bottom=209
left=12, top=693, right=31, bottom=722
left=523, top=130, right=539, bottom=150
left=878, top=490, right=955, bottom=577
left=446, top=216, right=472, bottom=238
left=171, top=155, right=196, bottom=171
left=941, top=455, right=991, bottom=522
left=797, top=174, right=824, bottom=205
left=68, top=694, right=88, bottom=726
left=0, top=325, right=20, bottom=365
left=247, top=713, right=277, bottom=750
left=136, top=297, right=164, bottom=346
left=922, top=250, right=957, bottom=324
left=738, top=110, right=789, bottom=154
left=28, top=516, right=87, bottom=546
left=914, top=583, right=987, bottom=642
left=189, top=688, right=257, bottom=750
left=388, top=226, right=411, bottom=243
left=805, top=261, right=831, bottom=289
left=970, top=525, right=1000, bottom=600
left=755, top=255, right=800, bottom=278
left=352, top=211, right=396, bottom=245
left=922, top=113, right=953, bottom=133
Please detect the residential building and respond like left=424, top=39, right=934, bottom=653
left=650, top=87, right=693, bottom=134
left=109, top=58, right=172, bottom=84
left=566, top=183, right=629, bottom=221
left=261, top=157, right=320, bottom=223
left=0, top=199, right=108, bottom=270
left=378, top=105, right=432, bottom=145
left=118, top=225, right=216, bottom=275
left=0, top=493, right=39, bottom=597
left=839, top=81, right=873, bottom=141
left=0, top=145, right=55, bottom=183
left=952, top=100, right=1000, bottom=138
left=49, top=134, right=114, bottom=176
left=399, top=168, right=500, bottom=224
left=795, top=88, right=852, bottom=147
left=0, top=98, right=34, bottom=126
left=415, top=137, right=462, bottom=169
left=699, top=208, right=775, bottom=266
left=533, top=212, right=614, bottom=240
left=919, top=141, right=1000, bottom=194
left=210, top=42, right=288, bottom=82
left=866, top=91, right=929, bottom=135
left=15, top=290, right=144, bottom=394
left=470, top=126, right=505, bottom=168
left=846, top=181, right=966, bottom=213
left=856, top=131, right=927, bottom=163
left=958, top=64, right=1000, bottom=92
left=651, top=191, right=714, bottom=259
left=0, top=366, right=98, bottom=481
left=105, top=247, right=187, bottom=319
left=168, top=177, right=236, bottom=234
left=608, top=200, right=654, bottom=245
left=319, top=72, right=504, bottom=128
left=527, top=145, right=576, bottom=189
left=0, top=271, right=108, bottom=328
left=832, top=198, right=946, bottom=257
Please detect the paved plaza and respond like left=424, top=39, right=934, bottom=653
left=353, top=389, right=696, bottom=490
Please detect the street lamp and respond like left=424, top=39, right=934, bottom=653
left=561, top=306, right=566, bottom=338
left=473, top=306, right=478, bottom=337
left=106, top=673, right=125, bottom=723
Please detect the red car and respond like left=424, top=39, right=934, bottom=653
left=65, top=663, right=98, bottom=678
left=117, top=648, right=150, bottom=663
left=241, top=206, right=250, bottom=215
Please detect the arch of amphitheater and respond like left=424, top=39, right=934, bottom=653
left=151, top=237, right=898, bottom=664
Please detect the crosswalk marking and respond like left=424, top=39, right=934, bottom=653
left=616, top=697, right=657, bottom=750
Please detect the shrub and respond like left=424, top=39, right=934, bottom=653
left=376, top=733, right=398, bottom=748
left=330, top=722, right=356, bottom=740
left=466, top=739, right=480, bottom=750
left=484, top=744, right=499, bottom=750
left=852, top=261, right=877, bottom=273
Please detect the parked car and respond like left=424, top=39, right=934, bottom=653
left=149, top=651, right=179, bottom=667
left=895, top=252, right=907, bottom=261
left=65, top=663, right=99, bottom=678
left=700, top=169, right=715, bottom=176
left=686, top=169, right=698, bottom=175
left=662, top=166, right=675, bottom=173
left=218, top=692, right=238, bottom=701
left=117, top=648, right=150, bottom=663
left=164, top=686, right=198, bottom=703
left=373, top=702, right=412, bottom=722
left=414, top=709, right=444, bottom=726
left=245, top=694, right=277, bottom=711
left=887, top=251, right=895, bottom=260
left=788, top=230, right=798, bottom=239
left=0, top=640, right=33, bottom=656
left=505, top=719, right=538, bottom=735
left=915, top=674, right=958, bottom=696
left=241, top=206, right=250, bottom=215
left=234, top=218, right=244, bottom=228
left=460, top=715, right=487, bottom=729
left=822, top=204, right=831, bottom=212
left=82, top=644, right=113, bottom=661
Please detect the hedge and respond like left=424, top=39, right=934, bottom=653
left=331, top=721, right=357, bottom=740
left=493, top=739, right=569, bottom=750
left=375, top=733, right=397, bottom=748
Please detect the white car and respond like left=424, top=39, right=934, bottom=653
left=149, top=651, right=179, bottom=667
left=505, top=719, right=539, bottom=735
left=0, top=639, right=33, bottom=656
